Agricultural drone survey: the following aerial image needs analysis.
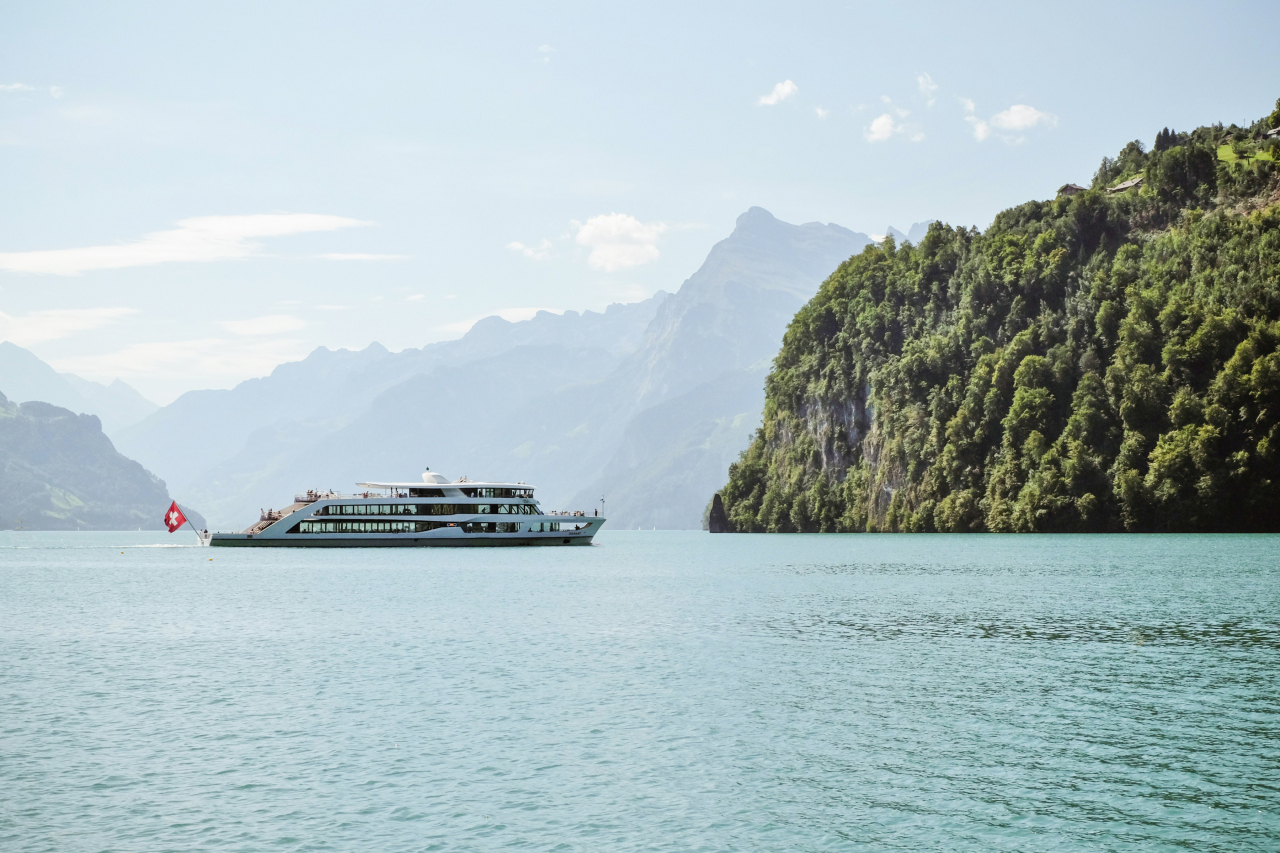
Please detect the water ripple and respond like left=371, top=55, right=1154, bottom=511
left=0, top=530, right=1277, bottom=852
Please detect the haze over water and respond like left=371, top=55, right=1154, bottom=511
left=2, top=532, right=1277, bottom=851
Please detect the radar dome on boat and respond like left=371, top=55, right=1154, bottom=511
left=422, top=471, right=450, bottom=484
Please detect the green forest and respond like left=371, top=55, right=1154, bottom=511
left=717, top=99, right=1280, bottom=532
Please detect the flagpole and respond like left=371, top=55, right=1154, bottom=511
left=181, top=506, right=209, bottom=545
left=168, top=501, right=208, bottom=545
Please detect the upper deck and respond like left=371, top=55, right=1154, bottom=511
left=292, top=472, right=536, bottom=504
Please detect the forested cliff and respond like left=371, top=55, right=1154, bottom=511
left=718, top=100, right=1280, bottom=532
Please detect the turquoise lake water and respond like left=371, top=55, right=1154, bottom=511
left=1, top=531, right=1277, bottom=851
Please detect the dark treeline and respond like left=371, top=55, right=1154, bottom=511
left=718, top=99, right=1280, bottom=532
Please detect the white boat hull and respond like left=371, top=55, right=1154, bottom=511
left=211, top=475, right=605, bottom=548
left=210, top=529, right=599, bottom=547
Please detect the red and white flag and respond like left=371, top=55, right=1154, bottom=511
left=164, top=501, right=188, bottom=533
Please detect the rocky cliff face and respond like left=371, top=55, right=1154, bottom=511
left=0, top=392, right=200, bottom=530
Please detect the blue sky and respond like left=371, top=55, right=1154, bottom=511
left=1, top=0, right=1277, bottom=402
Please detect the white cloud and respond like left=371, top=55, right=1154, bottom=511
left=961, top=98, right=989, bottom=140
left=990, top=104, right=1058, bottom=131
left=0, top=213, right=372, bottom=276
left=406, top=294, right=425, bottom=302
left=507, top=239, right=553, bottom=261
left=315, top=253, right=409, bottom=261
left=217, top=315, right=306, bottom=336
left=49, top=86, right=63, bottom=98
left=962, top=100, right=1055, bottom=143
left=866, top=113, right=897, bottom=142
left=573, top=213, right=666, bottom=271
left=539, top=44, right=555, bottom=53
left=815, top=106, right=830, bottom=119
left=53, top=338, right=309, bottom=381
left=758, top=80, right=798, bottom=106
left=918, top=72, right=938, bottom=106
left=0, top=307, right=135, bottom=346
left=865, top=108, right=923, bottom=143
left=314, top=304, right=350, bottom=311
left=0, top=83, right=35, bottom=92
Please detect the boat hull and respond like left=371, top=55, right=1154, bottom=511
left=209, top=533, right=597, bottom=547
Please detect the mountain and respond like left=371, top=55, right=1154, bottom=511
left=186, top=344, right=622, bottom=523
left=886, top=222, right=936, bottom=245
left=906, top=221, right=935, bottom=243
left=115, top=294, right=669, bottom=524
left=570, top=366, right=768, bottom=529
left=559, top=209, right=871, bottom=525
left=718, top=98, right=1280, bottom=533
left=117, top=209, right=873, bottom=530
left=0, top=391, right=202, bottom=530
left=0, top=342, right=159, bottom=434
left=625, top=208, right=869, bottom=408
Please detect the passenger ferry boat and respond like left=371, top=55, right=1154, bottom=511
left=209, top=471, right=605, bottom=547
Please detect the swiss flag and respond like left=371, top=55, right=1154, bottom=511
left=164, top=501, right=188, bottom=533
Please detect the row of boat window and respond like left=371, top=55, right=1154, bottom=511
left=315, top=503, right=540, bottom=516
left=459, top=488, right=534, bottom=498
left=293, top=520, right=563, bottom=534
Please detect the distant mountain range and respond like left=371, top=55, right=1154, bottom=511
left=0, top=391, right=202, bottom=530
left=5, top=208, right=914, bottom=530
left=886, top=221, right=937, bottom=245
left=0, top=342, right=158, bottom=434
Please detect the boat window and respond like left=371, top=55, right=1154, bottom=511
left=316, top=503, right=486, bottom=517
left=459, top=487, right=532, bottom=499
left=293, top=520, right=451, bottom=534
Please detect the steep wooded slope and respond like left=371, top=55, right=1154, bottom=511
left=719, top=100, right=1280, bottom=532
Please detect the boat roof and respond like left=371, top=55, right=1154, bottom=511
left=350, top=471, right=535, bottom=490
left=355, top=481, right=535, bottom=490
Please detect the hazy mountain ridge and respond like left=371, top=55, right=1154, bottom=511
left=113, top=209, right=880, bottom=529
left=115, top=294, right=669, bottom=510
left=626, top=209, right=872, bottom=408
left=568, top=366, right=768, bottom=528
left=187, top=344, right=622, bottom=523
left=0, top=391, right=202, bottom=531
left=886, top=221, right=937, bottom=245
left=0, top=342, right=158, bottom=434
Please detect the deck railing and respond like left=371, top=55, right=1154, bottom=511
left=283, top=493, right=601, bottom=519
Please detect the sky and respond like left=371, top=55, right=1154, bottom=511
left=1, top=0, right=1277, bottom=403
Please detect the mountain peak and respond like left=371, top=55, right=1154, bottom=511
left=733, top=206, right=779, bottom=232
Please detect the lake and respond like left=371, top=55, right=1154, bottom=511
left=1, top=531, right=1277, bottom=851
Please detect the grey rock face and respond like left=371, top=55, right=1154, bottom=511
left=707, top=494, right=730, bottom=533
